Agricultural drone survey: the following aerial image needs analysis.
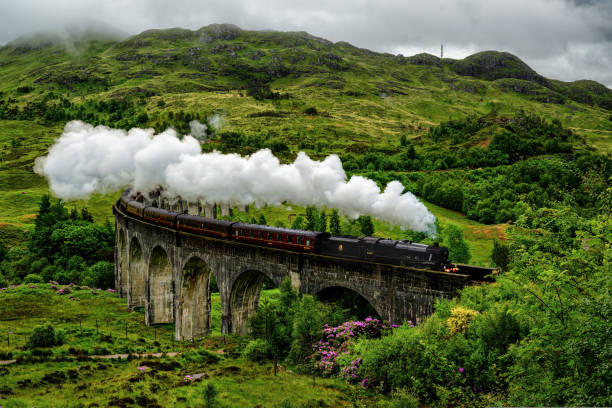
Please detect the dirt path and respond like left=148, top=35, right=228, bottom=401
left=88, top=352, right=181, bottom=359
left=0, top=352, right=182, bottom=365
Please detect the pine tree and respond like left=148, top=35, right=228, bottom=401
left=291, top=215, right=304, bottom=230
left=329, top=210, right=341, bottom=235
left=358, top=215, right=374, bottom=236
left=81, top=207, right=94, bottom=223
left=305, top=206, right=317, bottom=231
left=318, top=210, right=327, bottom=232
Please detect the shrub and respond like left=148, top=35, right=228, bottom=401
left=29, top=257, right=49, bottom=276
left=27, top=324, right=63, bottom=348
left=83, top=261, right=114, bottom=289
left=22, top=274, right=44, bottom=284
left=377, top=389, right=420, bottom=408
left=442, top=224, right=471, bottom=263
left=242, top=339, right=271, bottom=362
left=446, top=306, right=478, bottom=335
left=53, top=269, right=72, bottom=285
left=0, top=274, right=8, bottom=288
left=491, top=239, right=510, bottom=269
left=304, top=107, right=318, bottom=115
left=203, top=382, right=219, bottom=407
left=41, top=264, right=62, bottom=283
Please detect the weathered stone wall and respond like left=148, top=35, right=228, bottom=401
left=114, top=205, right=471, bottom=340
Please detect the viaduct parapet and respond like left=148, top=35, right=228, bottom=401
left=114, top=205, right=472, bottom=340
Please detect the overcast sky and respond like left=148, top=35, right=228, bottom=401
left=1, top=0, right=610, bottom=87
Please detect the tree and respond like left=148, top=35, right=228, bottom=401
left=80, top=207, right=94, bottom=222
left=443, top=224, right=471, bottom=263
left=83, top=261, right=114, bottom=289
left=291, top=215, right=305, bottom=230
left=288, top=296, right=324, bottom=365
left=358, top=215, right=375, bottom=236
left=318, top=210, right=327, bottom=232
left=27, top=324, right=63, bottom=348
left=0, top=239, right=7, bottom=263
left=305, top=206, right=318, bottom=231
left=258, top=214, right=267, bottom=226
left=491, top=239, right=510, bottom=270
left=329, top=210, right=341, bottom=235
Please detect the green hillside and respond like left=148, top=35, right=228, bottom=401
left=0, top=24, right=611, bottom=408
left=0, top=23, right=610, bottom=263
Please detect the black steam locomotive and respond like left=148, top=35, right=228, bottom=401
left=117, top=191, right=455, bottom=272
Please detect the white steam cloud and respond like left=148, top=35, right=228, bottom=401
left=35, top=121, right=436, bottom=234
left=188, top=120, right=208, bottom=141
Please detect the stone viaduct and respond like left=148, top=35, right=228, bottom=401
left=114, top=204, right=473, bottom=341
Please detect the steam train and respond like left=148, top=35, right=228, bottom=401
left=118, top=191, right=478, bottom=274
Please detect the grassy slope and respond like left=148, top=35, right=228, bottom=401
left=1, top=285, right=359, bottom=407
left=0, top=25, right=610, bottom=261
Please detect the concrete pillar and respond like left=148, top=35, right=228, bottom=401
left=204, top=203, right=217, bottom=219
left=219, top=202, right=232, bottom=217
left=187, top=201, right=201, bottom=216
left=221, top=315, right=231, bottom=335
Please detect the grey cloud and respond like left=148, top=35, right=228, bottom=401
left=0, top=0, right=610, bottom=87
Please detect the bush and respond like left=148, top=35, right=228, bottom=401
left=27, top=324, right=63, bottom=348
left=83, top=261, right=114, bottom=289
left=242, top=339, right=271, bottom=362
left=22, top=274, right=44, bottom=284
left=377, top=389, right=420, bottom=408
left=491, top=239, right=510, bottom=269
left=203, top=382, right=219, bottom=407
left=53, top=269, right=72, bottom=285
left=29, top=257, right=49, bottom=276
left=0, top=274, right=8, bottom=288
left=304, top=107, right=318, bottom=115
left=442, top=224, right=471, bottom=263
left=41, top=264, right=62, bottom=283
left=446, top=306, right=478, bottom=335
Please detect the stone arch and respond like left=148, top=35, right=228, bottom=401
left=128, top=236, right=146, bottom=308
left=147, top=246, right=174, bottom=324
left=177, top=256, right=212, bottom=340
left=117, top=229, right=128, bottom=297
left=316, top=285, right=383, bottom=321
left=229, top=270, right=277, bottom=335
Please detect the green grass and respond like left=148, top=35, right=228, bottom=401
left=0, top=285, right=366, bottom=407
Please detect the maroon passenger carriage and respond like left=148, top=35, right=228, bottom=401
left=231, top=223, right=330, bottom=253
left=176, top=214, right=233, bottom=239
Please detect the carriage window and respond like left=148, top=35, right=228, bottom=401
left=277, top=234, right=282, bottom=242
left=267, top=232, right=273, bottom=240
left=249, top=230, right=254, bottom=237
left=297, top=237, right=303, bottom=245
left=306, top=240, right=311, bottom=246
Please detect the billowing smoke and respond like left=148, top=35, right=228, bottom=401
left=35, top=121, right=436, bottom=234
left=189, top=120, right=208, bottom=141
left=208, top=113, right=224, bottom=131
